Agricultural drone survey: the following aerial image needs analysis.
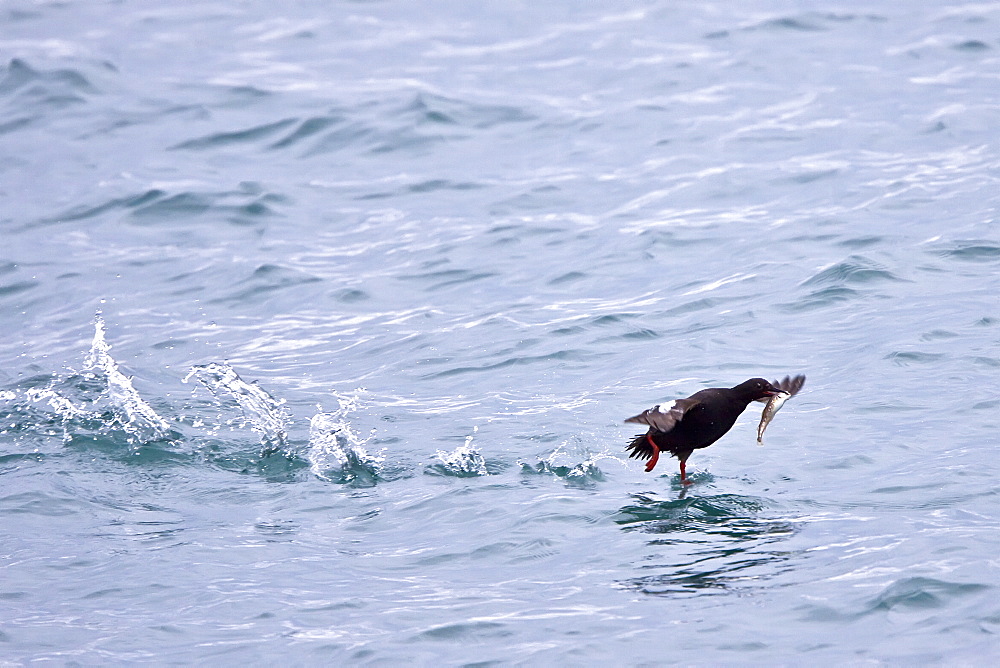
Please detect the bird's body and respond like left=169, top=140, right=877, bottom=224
left=625, top=376, right=804, bottom=483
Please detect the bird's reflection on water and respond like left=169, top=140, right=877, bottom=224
left=615, top=490, right=801, bottom=596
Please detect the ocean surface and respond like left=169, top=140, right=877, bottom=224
left=3, top=1, right=1000, bottom=664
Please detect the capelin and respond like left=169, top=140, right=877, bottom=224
left=756, top=391, right=791, bottom=443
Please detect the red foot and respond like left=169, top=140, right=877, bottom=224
left=680, top=460, right=690, bottom=484
left=644, top=434, right=660, bottom=473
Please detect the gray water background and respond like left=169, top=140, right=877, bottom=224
left=3, top=1, right=1000, bottom=664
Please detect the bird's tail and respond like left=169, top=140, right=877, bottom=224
left=625, top=433, right=655, bottom=461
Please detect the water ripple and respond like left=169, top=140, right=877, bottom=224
left=801, top=255, right=904, bottom=286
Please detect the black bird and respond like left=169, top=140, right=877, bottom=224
left=625, top=376, right=805, bottom=483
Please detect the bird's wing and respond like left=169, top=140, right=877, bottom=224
left=624, top=398, right=700, bottom=432
left=773, top=375, right=806, bottom=397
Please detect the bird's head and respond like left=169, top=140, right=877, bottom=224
left=736, top=377, right=784, bottom=402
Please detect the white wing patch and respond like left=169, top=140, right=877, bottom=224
left=654, top=400, right=679, bottom=414
left=624, top=397, right=700, bottom=433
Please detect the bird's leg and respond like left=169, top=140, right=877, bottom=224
left=644, top=434, right=660, bottom=473
left=679, top=458, right=691, bottom=485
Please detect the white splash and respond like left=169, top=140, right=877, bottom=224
left=433, top=426, right=488, bottom=476
left=307, top=392, right=381, bottom=482
left=23, top=386, right=96, bottom=442
left=519, top=440, right=609, bottom=483
left=564, top=456, right=605, bottom=480
left=84, top=316, right=170, bottom=443
left=24, top=387, right=89, bottom=420
left=184, top=362, right=289, bottom=452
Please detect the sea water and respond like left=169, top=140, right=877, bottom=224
left=3, top=1, right=1000, bottom=664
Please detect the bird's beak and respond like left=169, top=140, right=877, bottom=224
left=760, top=387, right=786, bottom=399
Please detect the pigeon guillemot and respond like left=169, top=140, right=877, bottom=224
left=624, top=376, right=805, bottom=483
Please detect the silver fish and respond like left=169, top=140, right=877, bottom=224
left=757, top=390, right=791, bottom=444
left=753, top=375, right=805, bottom=444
